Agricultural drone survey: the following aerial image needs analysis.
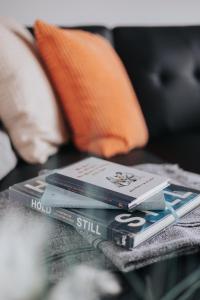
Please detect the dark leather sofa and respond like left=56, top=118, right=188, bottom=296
left=2, top=25, right=200, bottom=191
left=1, top=25, right=200, bottom=299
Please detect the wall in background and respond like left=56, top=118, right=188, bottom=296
left=1, top=0, right=200, bottom=26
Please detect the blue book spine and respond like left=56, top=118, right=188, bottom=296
left=9, top=186, right=129, bottom=248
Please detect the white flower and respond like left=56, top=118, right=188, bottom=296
left=0, top=210, right=48, bottom=300
left=49, top=264, right=121, bottom=300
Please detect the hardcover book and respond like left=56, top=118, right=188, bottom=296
left=9, top=175, right=200, bottom=249
left=46, top=157, right=169, bottom=210
left=41, top=183, right=166, bottom=211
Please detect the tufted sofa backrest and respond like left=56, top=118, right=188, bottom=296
left=30, top=25, right=200, bottom=139
left=114, top=26, right=200, bottom=138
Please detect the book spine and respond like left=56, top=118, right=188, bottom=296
left=46, top=174, right=130, bottom=210
left=9, top=187, right=130, bottom=249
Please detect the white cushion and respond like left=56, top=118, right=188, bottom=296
left=0, top=19, right=68, bottom=164
left=0, top=130, right=17, bottom=179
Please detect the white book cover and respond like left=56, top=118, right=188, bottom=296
left=55, top=157, right=169, bottom=209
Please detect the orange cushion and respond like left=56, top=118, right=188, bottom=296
left=34, top=20, right=149, bottom=157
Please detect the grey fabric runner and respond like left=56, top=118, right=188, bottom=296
left=1, top=163, right=200, bottom=278
left=79, top=164, right=200, bottom=272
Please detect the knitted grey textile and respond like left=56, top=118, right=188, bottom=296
left=0, top=190, right=114, bottom=283
left=0, top=130, right=17, bottom=179
left=79, top=164, right=200, bottom=272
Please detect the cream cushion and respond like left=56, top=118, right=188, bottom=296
left=0, top=129, right=17, bottom=179
left=0, top=19, right=68, bottom=164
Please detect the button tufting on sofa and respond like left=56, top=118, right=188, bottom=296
left=193, top=67, right=200, bottom=81
left=159, top=70, right=173, bottom=86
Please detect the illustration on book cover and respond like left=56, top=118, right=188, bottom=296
left=106, top=172, right=140, bottom=188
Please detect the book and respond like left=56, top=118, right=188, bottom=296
left=41, top=183, right=166, bottom=210
left=9, top=175, right=200, bottom=249
left=46, top=157, right=168, bottom=210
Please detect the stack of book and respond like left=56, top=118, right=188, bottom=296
left=9, top=157, right=200, bottom=250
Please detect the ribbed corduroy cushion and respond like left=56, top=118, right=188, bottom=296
left=35, top=20, right=149, bottom=157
